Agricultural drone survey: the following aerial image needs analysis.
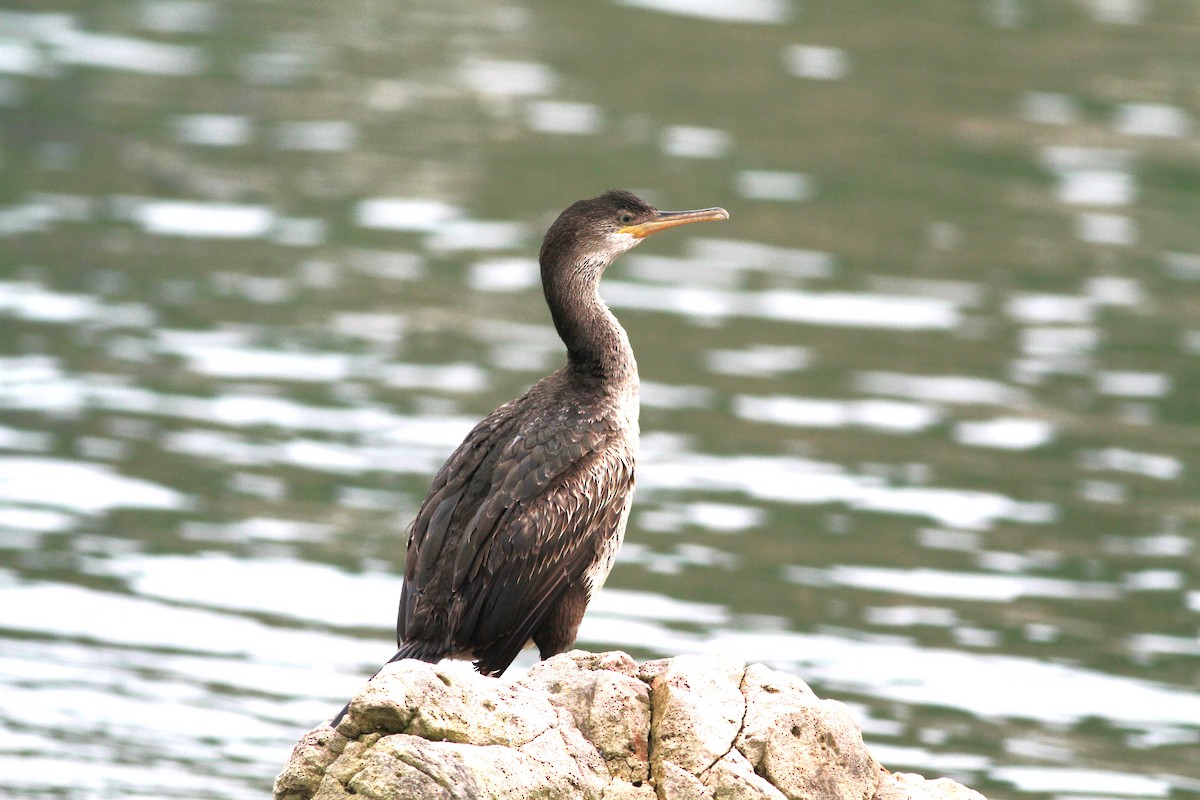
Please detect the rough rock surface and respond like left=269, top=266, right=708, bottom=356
left=275, top=651, right=987, bottom=800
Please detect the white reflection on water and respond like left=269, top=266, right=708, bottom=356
left=638, top=450, right=1055, bottom=531
left=991, top=765, right=1170, bottom=797
left=604, top=282, right=961, bottom=329
left=525, top=100, right=603, bottom=135
left=1006, top=292, right=1094, bottom=324
left=1018, top=91, right=1080, bottom=125
left=468, top=257, right=541, bottom=292
left=688, top=238, right=836, bottom=279
left=0, top=458, right=187, bottom=514
left=347, top=248, right=425, bottom=280
left=173, top=114, right=253, bottom=147
left=1077, top=211, right=1136, bottom=245
left=868, top=743, right=992, bottom=779
left=1130, top=633, right=1200, bottom=661
left=758, top=289, right=960, bottom=329
left=163, top=343, right=356, bottom=382
left=1121, top=570, right=1183, bottom=593
left=0, top=280, right=100, bottom=322
left=51, top=28, right=205, bottom=75
left=1095, top=370, right=1171, bottom=398
left=1015, top=328, right=1098, bottom=375
left=661, top=125, right=732, bottom=159
left=1040, top=147, right=1140, bottom=243
left=161, top=335, right=485, bottom=393
left=3, top=752, right=258, bottom=800
left=1056, top=168, right=1135, bottom=206
left=784, top=45, right=850, bottom=81
left=0, top=359, right=479, bottom=442
left=1085, top=275, right=1143, bottom=306
left=953, top=417, right=1055, bottom=450
left=0, top=573, right=364, bottom=672
left=460, top=58, right=555, bottom=97
left=354, top=198, right=462, bottom=231
left=161, top=426, right=473, bottom=477
left=140, top=1, right=217, bottom=35
left=856, top=371, right=1026, bottom=406
left=425, top=219, right=527, bottom=252
left=0, top=506, right=73, bottom=533
left=380, top=363, right=488, bottom=392
left=103, top=554, right=399, bottom=628
left=1083, top=0, right=1148, bottom=25
left=1103, top=533, right=1192, bottom=558
left=1080, top=448, right=1182, bottom=481
left=180, top=516, right=334, bottom=544
left=165, top=428, right=414, bottom=475
left=640, top=381, right=712, bottom=410
left=657, top=501, right=765, bottom=533
left=618, top=0, right=789, bottom=24
left=735, top=395, right=940, bottom=434
left=621, top=254, right=744, bottom=289
left=1162, top=251, right=1200, bottom=282
left=273, top=120, right=358, bottom=152
left=863, top=606, right=957, bottom=628
left=707, top=344, right=811, bottom=377
left=784, top=564, right=1121, bottom=603
left=133, top=201, right=275, bottom=239
left=6, top=192, right=92, bottom=224
left=1113, top=102, right=1192, bottom=139
left=0, top=38, right=39, bottom=75
left=0, top=202, right=60, bottom=235
left=331, top=311, right=406, bottom=345
left=1041, top=145, right=1133, bottom=172
left=736, top=170, right=814, bottom=201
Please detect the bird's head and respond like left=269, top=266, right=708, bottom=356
left=540, top=189, right=729, bottom=278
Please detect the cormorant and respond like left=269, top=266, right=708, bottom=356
left=332, top=190, right=727, bottom=725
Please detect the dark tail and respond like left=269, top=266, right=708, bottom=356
left=328, top=642, right=444, bottom=727
left=387, top=639, right=444, bottom=665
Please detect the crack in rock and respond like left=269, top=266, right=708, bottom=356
left=699, top=664, right=750, bottom=778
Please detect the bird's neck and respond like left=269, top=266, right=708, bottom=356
left=543, top=261, right=638, bottom=386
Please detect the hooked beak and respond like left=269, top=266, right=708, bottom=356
left=619, top=206, right=730, bottom=239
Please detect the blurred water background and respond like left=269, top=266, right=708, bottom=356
left=1, top=0, right=1199, bottom=797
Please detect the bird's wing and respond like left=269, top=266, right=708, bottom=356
left=397, top=403, right=517, bottom=643
left=398, top=404, right=633, bottom=670
left=454, top=438, right=634, bottom=674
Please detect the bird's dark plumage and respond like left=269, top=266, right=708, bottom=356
left=330, top=190, right=727, bottom=726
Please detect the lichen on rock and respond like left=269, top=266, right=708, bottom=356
left=274, top=651, right=988, bottom=800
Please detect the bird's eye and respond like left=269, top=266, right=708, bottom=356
left=619, top=213, right=634, bottom=224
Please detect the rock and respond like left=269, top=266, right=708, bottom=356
left=275, top=651, right=987, bottom=800
left=876, top=772, right=989, bottom=800
left=647, top=653, right=745, bottom=779
left=737, top=663, right=880, bottom=800
left=520, top=650, right=651, bottom=784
